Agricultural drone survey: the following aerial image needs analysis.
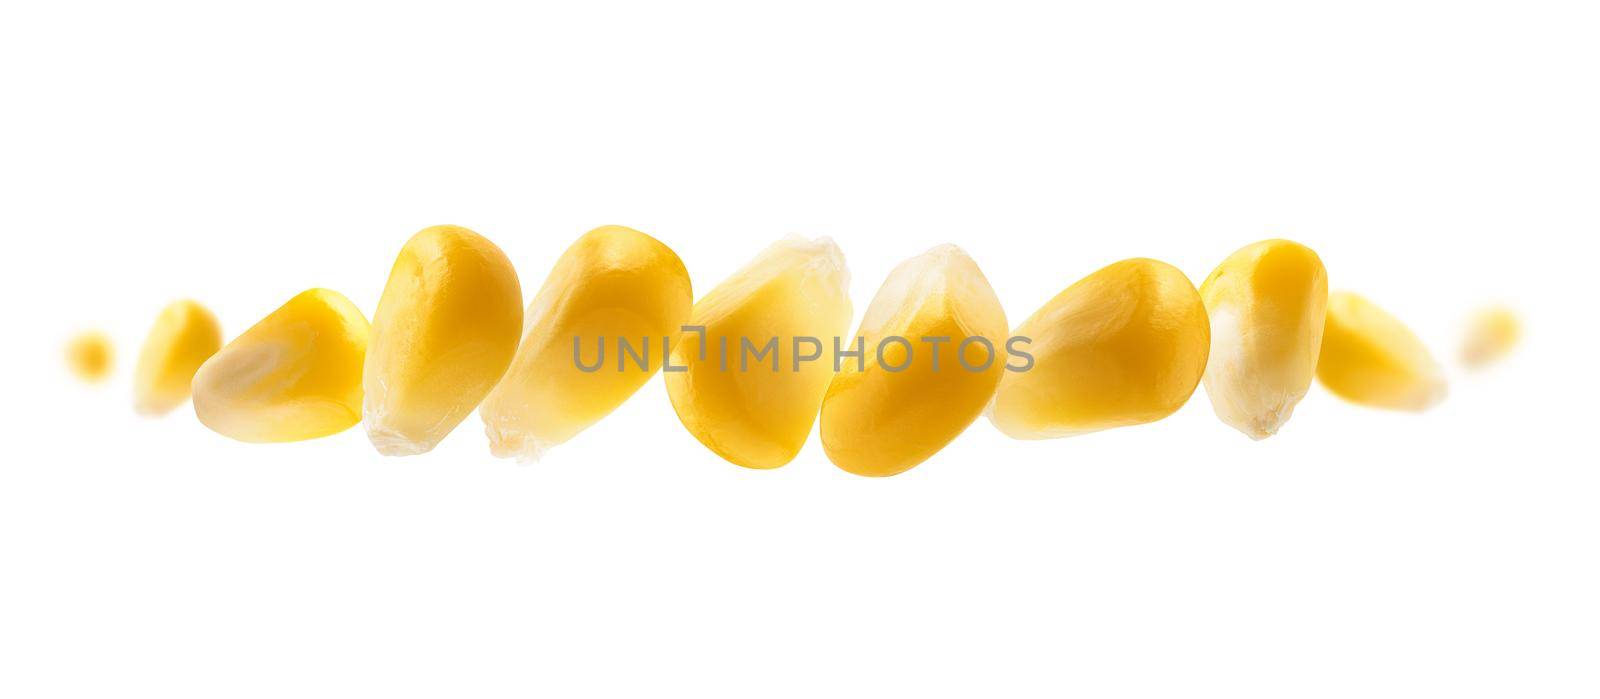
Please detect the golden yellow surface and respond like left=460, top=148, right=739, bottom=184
left=134, top=300, right=223, bottom=415
left=480, top=226, right=693, bottom=461
left=1461, top=306, right=1521, bottom=369
left=1199, top=239, right=1328, bottom=440
left=666, top=236, right=852, bottom=469
left=1317, top=291, right=1446, bottom=411
left=990, top=258, right=1209, bottom=439
left=820, top=245, right=1007, bottom=477
left=192, top=289, right=369, bottom=442
left=363, top=225, right=523, bottom=456
left=65, top=331, right=114, bottom=383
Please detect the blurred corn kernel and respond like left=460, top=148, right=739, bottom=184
left=820, top=245, right=1007, bottom=477
left=480, top=225, right=693, bottom=461
left=1317, top=291, right=1446, bottom=411
left=989, top=258, right=1210, bottom=439
left=1199, top=239, right=1328, bottom=440
left=133, top=300, right=223, bottom=415
left=65, top=331, right=114, bottom=383
left=192, top=289, right=369, bottom=442
left=1460, top=306, right=1521, bottom=369
left=666, top=236, right=852, bottom=469
left=364, top=225, right=523, bottom=456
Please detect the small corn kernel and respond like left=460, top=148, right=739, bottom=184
left=364, top=225, right=523, bottom=456
left=666, top=236, right=852, bottom=469
left=1461, top=305, right=1521, bottom=369
left=480, top=225, right=693, bottom=461
left=133, top=300, right=223, bottom=415
left=820, top=245, right=1007, bottom=477
left=1199, top=239, right=1329, bottom=440
left=65, top=331, right=114, bottom=383
left=1317, top=291, right=1447, bottom=411
left=989, top=258, right=1210, bottom=439
left=192, top=289, right=369, bottom=442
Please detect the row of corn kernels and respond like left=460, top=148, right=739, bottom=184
left=68, top=226, right=1522, bottom=476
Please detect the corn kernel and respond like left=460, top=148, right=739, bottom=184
left=666, top=236, right=852, bottom=469
left=1460, top=305, right=1521, bottom=369
left=364, top=225, right=523, bottom=456
left=192, top=289, right=369, bottom=442
left=1317, top=291, right=1446, bottom=411
left=989, top=258, right=1209, bottom=438
left=1199, top=239, right=1328, bottom=439
left=65, top=331, right=114, bottom=383
left=480, top=226, right=693, bottom=461
left=133, top=300, right=223, bottom=415
left=820, top=245, right=1007, bottom=477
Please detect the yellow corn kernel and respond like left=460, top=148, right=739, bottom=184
left=363, top=225, right=523, bottom=456
left=192, top=289, right=369, bottom=442
left=1199, top=239, right=1329, bottom=440
left=133, top=300, right=223, bottom=415
left=666, top=236, right=852, bottom=469
left=480, top=226, right=693, bottom=461
left=1317, top=291, right=1447, bottom=411
left=989, top=258, right=1210, bottom=439
left=65, top=331, right=114, bottom=383
left=1460, top=305, right=1521, bottom=369
left=820, top=245, right=1007, bottom=477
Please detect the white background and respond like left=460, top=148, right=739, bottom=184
left=2, top=1, right=1596, bottom=696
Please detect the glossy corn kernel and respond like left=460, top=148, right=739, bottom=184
left=364, top=225, right=523, bottom=456
left=820, top=245, right=1007, bottom=477
left=1317, top=291, right=1446, bottom=411
left=989, top=258, right=1209, bottom=439
left=1461, top=306, right=1521, bottom=369
left=192, top=289, right=369, bottom=442
left=133, top=300, right=223, bottom=415
left=1199, top=239, right=1329, bottom=440
left=480, top=226, right=693, bottom=461
left=666, top=236, right=851, bottom=469
left=65, top=331, right=114, bottom=383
